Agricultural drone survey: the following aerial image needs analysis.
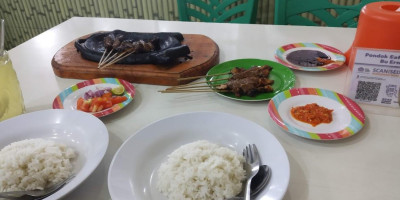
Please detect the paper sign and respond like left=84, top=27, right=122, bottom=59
left=348, top=48, right=400, bottom=108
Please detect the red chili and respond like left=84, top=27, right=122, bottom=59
left=291, top=103, right=333, bottom=127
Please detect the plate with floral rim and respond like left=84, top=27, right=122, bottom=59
left=267, top=88, right=365, bottom=140
left=275, top=42, right=346, bottom=71
left=52, top=78, right=135, bottom=117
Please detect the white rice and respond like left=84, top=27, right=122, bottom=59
left=157, top=140, right=245, bottom=200
left=0, top=138, right=76, bottom=192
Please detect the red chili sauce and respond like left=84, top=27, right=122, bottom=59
left=290, top=103, right=333, bottom=127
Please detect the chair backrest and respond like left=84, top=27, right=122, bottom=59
left=177, top=0, right=259, bottom=24
left=274, top=0, right=396, bottom=27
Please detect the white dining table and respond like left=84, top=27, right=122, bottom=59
left=7, top=17, right=400, bottom=200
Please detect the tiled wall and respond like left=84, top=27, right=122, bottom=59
left=0, top=0, right=360, bottom=49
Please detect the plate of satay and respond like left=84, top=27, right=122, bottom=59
left=204, top=59, right=296, bottom=101
left=267, top=88, right=366, bottom=140
left=274, top=42, right=346, bottom=71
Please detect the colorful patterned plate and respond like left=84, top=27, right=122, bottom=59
left=206, top=59, right=296, bottom=101
left=275, top=43, right=346, bottom=71
left=53, top=78, right=135, bottom=117
left=267, top=88, right=365, bottom=140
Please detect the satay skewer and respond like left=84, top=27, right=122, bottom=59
left=99, top=51, right=128, bottom=69
left=99, top=50, right=136, bottom=69
left=102, top=51, right=118, bottom=63
left=98, top=50, right=116, bottom=68
left=177, top=72, right=232, bottom=81
left=99, top=39, right=157, bottom=69
left=98, top=50, right=108, bottom=67
left=166, top=84, right=221, bottom=90
left=99, top=34, right=116, bottom=67
left=159, top=89, right=230, bottom=93
left=177, top=65, right=272, bottom=81
left=169, top=77, right=230, bottom=89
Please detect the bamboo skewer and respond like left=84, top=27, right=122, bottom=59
left=169, top=78, right=229, bottom=89
left=160, top=77, right=231, bottom=93
left=177, top=72, right=232, bottom=81
left=99, top=50, right=136, bottom=69
left=98, top=38, right=157, bottom=69
left=100, top=49, right=114, bottom=65
left=166, top=85, right=218, bottom=90
left=98, top=49, right=108, bottom=67
left=159, top=89, right=230, bottom=93
left=98, top=52, right=118, bottom=68
left=161, top=65, right=275, bottom=95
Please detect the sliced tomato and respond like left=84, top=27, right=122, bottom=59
left=104, top=100, right=113, bottom=109
left=97, top=105, right=104, bottom=112
left=77, top=98, right=90, bottom=112
left=77, top=92, right=128, bottom=113
left=111, top=96, right=128, bottom=104
left=89, top=97, right=101, bottom=113
left=77, top=98, right=84, bottom=108
left=82, top=101, right=91, bottom=112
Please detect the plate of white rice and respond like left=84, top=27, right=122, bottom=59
left=108, top=111, right=290, bottom=200
left=0, top=109, right=108, bottom=200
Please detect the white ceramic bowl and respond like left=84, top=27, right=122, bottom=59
left=0, top=109, right=109, bottom=200
left=108, top=111, right=290, bottom=200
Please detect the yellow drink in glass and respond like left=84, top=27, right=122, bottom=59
left=0, top=50, right=25, bottom=121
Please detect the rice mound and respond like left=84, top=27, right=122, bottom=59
left=0, top=138, right=76, bottom=192
left=157, top=140, right=245, bottom=200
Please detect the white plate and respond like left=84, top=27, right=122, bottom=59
left=268, top=88, right=365, bottom=140
left=0, top=109, right=109, bottom=200
left=52, top=78, right=135, bottom=118
left=278, top=95, right=351, bottom=133
left=274, top=43, right=346, bottom=71
left=108, top=111, right=290, bottom=200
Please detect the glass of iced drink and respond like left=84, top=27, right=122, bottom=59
left=0, top=19, right=25, bottom=121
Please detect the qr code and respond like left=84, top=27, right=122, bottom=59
left=386, top=84, right=398, bottom=98
left=355, top=81, right=381, bottom=101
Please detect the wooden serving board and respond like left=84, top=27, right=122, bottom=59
left=51, top=34, right=219, bottom=86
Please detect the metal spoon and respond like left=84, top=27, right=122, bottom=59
left=226, top=164, right=272, bottom=200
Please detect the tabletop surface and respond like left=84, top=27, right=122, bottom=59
left=7, top=17, right=400, bottom=200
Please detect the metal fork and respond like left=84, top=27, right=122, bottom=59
left=243, top=144, right=260, bottom=200
left=0, top=175, right=75, bottom=199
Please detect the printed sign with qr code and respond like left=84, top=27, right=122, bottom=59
left=348, top=48, right=400, bottom=108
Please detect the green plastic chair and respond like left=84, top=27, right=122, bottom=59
left=177, top=0, right=259, bottom=24
left=274, top=0, right=397, bottom=27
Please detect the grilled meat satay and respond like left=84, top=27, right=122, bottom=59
left=217, top=77, right=274, bottom=97
left=103, top=34, right=115, bottom=51
left=114, top=39, right=157, bottom=54
left=114, top=40, right=135, bottom=52
left=230, top=67, right=246, bottom=74
left=112, top=34, right=124, bottom=49
left=142, top=40, right=155, bottom=52
left=241, top=85, right=274, bottom=97
left=229, top=65, right=272, bottom=80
